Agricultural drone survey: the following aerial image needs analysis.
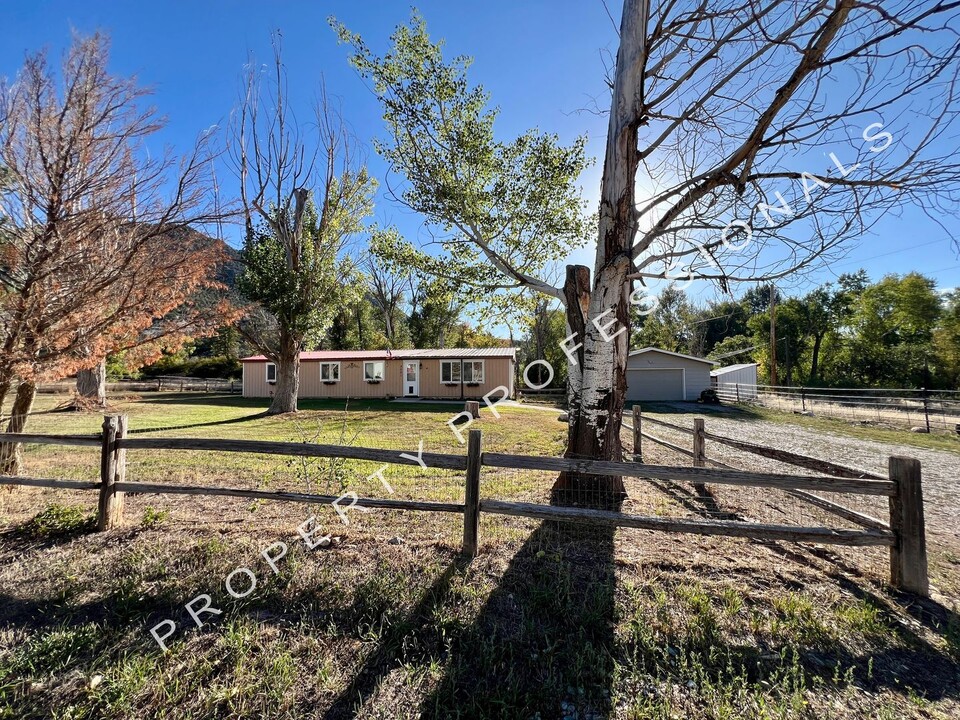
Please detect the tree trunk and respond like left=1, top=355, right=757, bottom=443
left=76, top=358, right=107, bottom=407
left=268, top=330, right=300, bottom=414
left=809, top=333, right=824, bottom=384
left=384, top=309, right=394, bottom=343
left=0, top=373, right=11, bottom=421
left=552, top=0, right=647, bottom=507
left=554, top=265, right=630, bottom=507
left=1, top=380, right=37, bottom=476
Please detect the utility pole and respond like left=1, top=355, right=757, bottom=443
left=769, top=284, right=778, bottom=386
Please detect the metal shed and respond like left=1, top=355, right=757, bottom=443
left=710, top=363, right=759, bottom=400
left=625, top=348, right=715, bottom=402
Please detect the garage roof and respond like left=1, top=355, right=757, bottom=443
left=628, top=347, right=716, bottom=365
left=711, top=363, right=758, bottom=376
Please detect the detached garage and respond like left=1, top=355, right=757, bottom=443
left=626, top=348, right=715, bottom=402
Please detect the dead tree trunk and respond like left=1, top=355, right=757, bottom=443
left=552, top=0, right=648, bottom=507
left=0, top=380, right=37, bottom=476
left=268, top=330, right=300, bottom=415
left=75, top=359, right=107, bottom=407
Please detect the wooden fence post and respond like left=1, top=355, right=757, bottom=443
left=692, top=418, right=706, bottom=493
left=462, top=429, right=482, bottom=558
left=888, top=456, right=928, bottom=596
left=632, top=405, right=642, bottom=462
left=97, top=414, right=128, bottom=531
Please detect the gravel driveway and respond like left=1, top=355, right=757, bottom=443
left=638, top=405, right=960, bottom=546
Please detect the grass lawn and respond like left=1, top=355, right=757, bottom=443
left=0, top=393, right=958, bottom=719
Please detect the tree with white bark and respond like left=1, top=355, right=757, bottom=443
left=335, top=2, right=960, bottom=501
left=230, top=39, right=376, bottom=414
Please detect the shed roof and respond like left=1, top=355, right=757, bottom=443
left=710, top=363, right=759, bottom=376
left=628, top=347, right=715, bottom=365
left=241, top=347, right=516, bottom=362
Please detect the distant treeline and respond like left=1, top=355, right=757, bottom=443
left=631, top=270, right=960, bottom=390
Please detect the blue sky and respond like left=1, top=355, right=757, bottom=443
left=3, top=0, right=959, bottom=319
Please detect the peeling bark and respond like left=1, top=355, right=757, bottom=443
left=551, top=0, right=649, bottom=508
left=0, top=380, right=37, bottom=476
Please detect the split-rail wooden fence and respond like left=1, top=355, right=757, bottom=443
left=0, top=411, right=929, bottom=597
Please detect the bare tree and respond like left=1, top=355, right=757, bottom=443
left=230, top=37, right=376, bottom=414
left=0, top=34, right=226, bottom=473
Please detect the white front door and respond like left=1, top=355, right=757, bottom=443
left=403, top=361, right=419, bottom=397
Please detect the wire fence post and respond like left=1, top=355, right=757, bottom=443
left=632, top=405, right=642, bottom=462
left=921, top=387, right=931, bottom=433
left=97, top=414, right=128, bottom=531
left=888, top=456, right=928, bottom=596
left=462, top=429, right=482, bottom=558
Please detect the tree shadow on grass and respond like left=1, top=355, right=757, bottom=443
left=411, top=479, right=624, bottom=720
left=418, top=520, right=619, bottom=719
left=124, top=411, right=270, bottom=435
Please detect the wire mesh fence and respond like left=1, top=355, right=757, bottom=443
left=716, top=382, right=960, bottom=432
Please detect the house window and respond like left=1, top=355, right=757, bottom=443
left=320, top=362, right=340, bottom=382
left=440, top=360, right=461, bottom=384
left=463, top=360, right=484, bottom=383
left=265, top=363, right=277, bottom=383
left=363, top=361, right=384, bottom=381
left=441, top=360, right=484, bottom=384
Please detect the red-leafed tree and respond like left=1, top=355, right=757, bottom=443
left=0, top=33, right=229, bottom=473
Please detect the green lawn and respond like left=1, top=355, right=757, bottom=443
left=6, top=392, right=567, bottom=506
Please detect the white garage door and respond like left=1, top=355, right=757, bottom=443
left=626, top=368, right=684, bottom=402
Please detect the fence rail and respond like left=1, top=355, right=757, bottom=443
left=0, top=411, right=929, bottom=596
left=34, top=376, right=241, bottom=395
left=628, top=406, right=927, bottom=595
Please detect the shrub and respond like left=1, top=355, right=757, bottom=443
left=25, top=504, right=94, bottom=538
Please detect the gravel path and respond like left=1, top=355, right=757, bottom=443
left=641, top=407, right=960, bottom=544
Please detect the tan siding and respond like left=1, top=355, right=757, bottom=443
left=242, top=361, right=272, bottom=398
left=243, top=356, right=514, bottom=400
left=298, top=359, right=402, bottom=398
left=418, top=358, right=513, bottom=399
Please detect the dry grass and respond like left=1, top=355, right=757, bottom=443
left=0, top=393, right=958, bottom=719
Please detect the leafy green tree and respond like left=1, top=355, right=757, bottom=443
left=631, top=286, right=695, bottom=353
left=232, top=40, right=376, bottom=413
left=408, top=276, right=465, bottom=349
left=836, top=273, right=941, bottom=386
left=933, top=291, right=960, bottom=388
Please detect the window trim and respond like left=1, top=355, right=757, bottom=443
left=265, top=362, right=277, bottom=383
left=363, top=360, right=385, bottom=382
left=320, top=361, right=341, bottom=382
left=440, top=360, right=461, bottom=385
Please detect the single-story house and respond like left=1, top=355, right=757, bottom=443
left=626, top=347, right=715, bottom=402
left=711, top=363, right=759, bottom=400
left=241, top=348, right=516, bottom=400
